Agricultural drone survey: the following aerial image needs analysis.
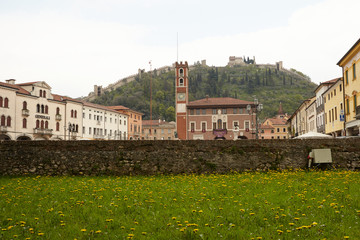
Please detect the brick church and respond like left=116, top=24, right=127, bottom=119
left=175, top=61, right=259, bottom=140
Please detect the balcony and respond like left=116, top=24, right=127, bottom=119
left=93, top=134, right=105, bottom=139
left=0, top=126, right=7, bottom=132
left=22, top=109, right=29, bottom=116
left=213, top=129, right=227, bottom=138
left=34, top=128, right=53, bottom=135
left=55, top=114, right=62, bottom=121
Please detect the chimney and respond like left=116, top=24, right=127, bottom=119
left=6, top=79, right=16, bottom=85
left=206, top=95, right=209, bottom=101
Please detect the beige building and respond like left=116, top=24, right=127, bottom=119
left=324, top=78, right=345, bottom=136
left=0, top=79, right=128, bottom=140
left=288, top=98, right=313, bottom=137
left=141, top=119, right=176, bottom=140
left=259, top=103, right=289, bottom=139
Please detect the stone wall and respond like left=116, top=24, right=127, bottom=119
left=0, top=139, right=359, bottom=176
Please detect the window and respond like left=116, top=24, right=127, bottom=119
left=213, top=122, right=216, bottom=130
left=354, top=95, right=357, bottom=112
left=0, top=97, right=2, bottom=107
left=23, top=118, right=27, bottom=128
left=202, top=122, right=206, bottom=132
left=168, top=129, right=171, bottom=134
left=340, top=84, right=342, bottom=92
left=346, top=99, right=350, bottom=114
left=245, top=121, right=250, bottom=130
left=0, top=115, right=5, bottom=126
left=161, top=129, right=164, bottom=134
left=45, top=105, right=48, bottom=114
left=71, top=110, right=74, bottom=118
left=43, top=90, right=46, bottom=98
left=334, top=89, right=336, bottom=96
left=23, top=101, right=27, bottom=110
left=179, top=68, right=184, bottom=77
left=329, top=110, right=331, bottom=122
left=202, top=109, right=206, bottom=115
left=179, top=78, right=184, bottom=86
left=56, top=107, right=60, bottom=115
left=271, top=130, right=274, bottom=133
left=36, top=120, right=40, bottom=129
left=74, top=110, right=77, bottom=118
left=335, top=107, right=337, bottom=120
left=190, top=109, right=194, bottom=115
left=89, top=114, right=91, bottom=119
left=277, top=128, right=280, bottom=132
left=82, top=127, right=85, bottom=134
left=89, top=127, right=92, bottom=134
left=196, top=109, right=200, bottom=115
left=191, top=122, right=195, bottom=132
left=223, top=122, right=227, bottom=129
left=4, top=98, right=8, bottom=108
left=217, top=119, right=222, bottom=129
left=41, top=105, right=44, bottom=113
left=353, top=63, right=356, bottom=79
left=239, top=108, right=243, bottom=114
left=56, top=122, right=60, bottom=131
left=233, top=108, right=237, bottom=114
left=212, top=109, right=217, bottom=114
left=261, top=129, right=264, bottom=133
left=277, top=136, right=280, bottom=139
left=124, top=120, right=126, bottom=125
left=233, top=121, right=239, bottom=128
left=346, top=70, right=349, bottom=84
left=41, top=120, right=44, bottom=129
left=332, top=109, right=334, bottom=122
left=40, top=90, right=42, bottom=97
left=221, top=109, right=227, bottom=114
left=83, top=113, right=85, bottom=118
left=283, top=128, right=286, bottom=132
left=5, top=116, right=12, bottom=127
left=45, top=121, right=48, bottom=129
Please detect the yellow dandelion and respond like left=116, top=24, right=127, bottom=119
left=81, top=229, right=86, bottom=232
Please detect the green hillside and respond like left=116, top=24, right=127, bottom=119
left=91, top=63, right=317, bottom=121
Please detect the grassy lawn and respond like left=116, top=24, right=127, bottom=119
left=0, top=170, right=359, bottom=239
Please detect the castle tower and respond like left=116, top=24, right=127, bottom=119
left=175, top=61, right=189, bottom=140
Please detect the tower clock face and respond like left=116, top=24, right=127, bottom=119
left=177, top=93, right=185, bottom=101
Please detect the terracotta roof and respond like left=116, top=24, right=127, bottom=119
left=314, top=77, right=340, bottom=93
left=268, top=118, right=288, bottom=125
left=188, top=97, right=254, bottom=108
left=0, top=82, right=30, bottom=95
left=108, top=105, right=144, bottom=115
left=259, top=124, right=274, bottom=129
left=17, top=81, right=41, bottom=86
left=142, top=119, right=174, bottom=126
left=79, top=101, right=124, bottom=114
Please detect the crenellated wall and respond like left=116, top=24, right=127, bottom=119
left=0, top=139, right=359, bottom=176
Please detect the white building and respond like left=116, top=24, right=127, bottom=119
left=0, top=79, right=128, bottom=140
left=82, top=102, right=128, bottom=140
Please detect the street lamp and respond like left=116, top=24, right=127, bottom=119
left=247, top=98, right=263, bottom=139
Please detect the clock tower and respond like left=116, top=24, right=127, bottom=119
left=175, top=61, right=189, bottom=140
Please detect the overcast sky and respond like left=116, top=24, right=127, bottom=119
left=0, top=0, right=359, bottom=98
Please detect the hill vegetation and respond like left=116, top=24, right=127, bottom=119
left=92, top=63, right=317, bottom=121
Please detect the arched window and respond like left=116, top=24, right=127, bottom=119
left=23, top=118, right=27, bottom=128
left=0, top=115, right=5, bottom=126
left=36, top=120, right=40, bottom=129
left=41, top=105, right=44, bottom=113
left=4, top=98, right=8, bottom=108
left=37, top=104, right=40, bottom=113
left=179, top=68, right=184, bottom=77
left=179, top=78, right=184, bottom=86
left=23, top=101, right=27, bottom=110
left=41, top=120, right=44, bottom=129
left=45, top=121, right=48, bottom=129
left=71, top=110, right=74, bottom=118
left=6, top=116, right=11, bottom=127
left=56, top=122, right=60, bottom=131
left=75, top=124, right=79, bottom=132
left=45, top=105, right=48, bottom=114
left=40, top=90, right=42, bottom=97
left=0, top=97, right=2, bottom=107
left=43, top=90, right=46, bottom=98
left=74, top=110, right=77, bottom=118
left=56, top=107, right=60, bottom=115
left=217, top=119, right=222, bottom=129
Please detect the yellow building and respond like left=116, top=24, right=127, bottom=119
left=337, top=38, right=360, bottom=136
left=323, top=78, right=344, bottom=136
